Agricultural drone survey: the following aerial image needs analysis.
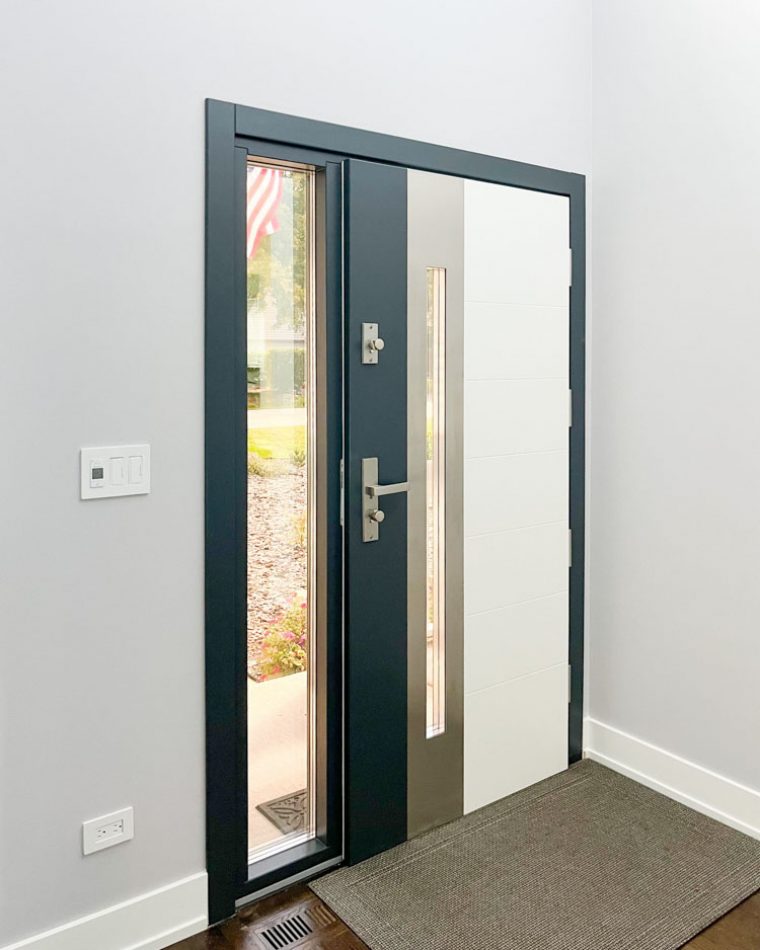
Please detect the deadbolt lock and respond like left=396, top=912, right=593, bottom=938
left=362, top=323, right=385, bottom=364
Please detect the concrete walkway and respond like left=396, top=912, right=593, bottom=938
left=248, top=672, right=308, bottom=852
left=248, top=407, right=306, bottom=429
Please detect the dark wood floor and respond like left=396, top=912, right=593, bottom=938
left=170, top=884, right=760, bottom=950
left=169, top=884, right=368, bottom=949
left=684, top=891, right=760, bottom=949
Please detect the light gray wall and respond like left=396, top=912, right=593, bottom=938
left=591, top=0, right=760, bottom=790
left=0, top=1, right=590, bottom=943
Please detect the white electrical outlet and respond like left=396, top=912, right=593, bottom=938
left=82, top=806, right=134, bottom=855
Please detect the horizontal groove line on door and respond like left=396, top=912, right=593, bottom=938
left=465, top=660, right=569, bottom=698
left=465, top=377, right=569, bottom=385
left=465, top=376, right=569, bottom=383
left=464, top=448, right=569, bottom=462
left=465, top=589, right=569, bottom=619
left=465, top=518, right=567, bottom=539
left=465, top=449, right=568, bottom=462
left=465, top=518, right=568, bottom=540
left=464, top=298, right=570, bottom=309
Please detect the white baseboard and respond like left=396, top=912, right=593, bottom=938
left=1, top=872, right=208, bottom=950
left=584, top=717, right=760, bottom=841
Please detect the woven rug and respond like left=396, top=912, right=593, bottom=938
left=311, top=760, right=760, bottom=950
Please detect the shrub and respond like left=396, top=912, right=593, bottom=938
left=248, top=452, right=271, bottom=477
left=290, top=447, right=306, bottom=468
left=292, top=510, right=307, bottom=549
left=248, top=452, right=286, bottom=477
left=258, top=597, right=307, bottom=679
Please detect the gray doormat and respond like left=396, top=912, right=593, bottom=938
left=256, top=789, right=306, bottom=835
left=311, top=761, right=760, bottom=950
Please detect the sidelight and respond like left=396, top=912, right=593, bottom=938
left=246, top=161, right=316, bottom=861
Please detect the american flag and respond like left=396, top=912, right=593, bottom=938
left=246, top=166, right=283, bottom=258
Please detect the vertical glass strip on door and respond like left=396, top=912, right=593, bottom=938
left=407, top=168, right=464, bottom=838
left=426, top=267, right=446, bottom=738
left=246, top=160, right=316, bottom=861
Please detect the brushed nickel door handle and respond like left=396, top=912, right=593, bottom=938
left=362, top=457, right=408, bottom=542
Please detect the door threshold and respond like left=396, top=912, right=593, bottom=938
left=237, top=853, right=344, bottom=909
left=248, top=830, right=312, bottom=866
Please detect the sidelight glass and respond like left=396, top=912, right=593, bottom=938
left=426, top=267, right=447, bottom=738
left=246, top=161, right=316, bottom=860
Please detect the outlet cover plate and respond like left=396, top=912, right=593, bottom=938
left=82, top=806, right=134, bottom=855
left=80, top=444, right=150, bottom=499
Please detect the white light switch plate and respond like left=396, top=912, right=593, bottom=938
left=81, top=444, right=150, bottom=499
left=82, top=806, right=134, bottom=855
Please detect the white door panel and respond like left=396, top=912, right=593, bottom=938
left=463, top=179, right=570, bottom=813
left=465, top=453, right=568, bottom=536
left=465, top=593, right=568, bottom=695
left=464, top=522, right=568, bottom=616
left=464, top=180, right=570, bottom=307
left=464, top=379, right=569, bottom=458
left=464, top=663, right=569, bottom=814
left=464, top=301, right=569, bottom=381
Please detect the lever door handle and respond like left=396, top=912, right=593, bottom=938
left=366, top=479, right=409, bottom=499
left=362, top=457, right=407, bottom=542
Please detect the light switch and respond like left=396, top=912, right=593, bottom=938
left=110, top=457, right=126, bottom=485
left=128, top=455, right=143, bottom=484
left=81, top=445, right=150, bottom=499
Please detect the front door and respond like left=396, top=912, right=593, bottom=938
left=343, top=161, right=573, bottom=857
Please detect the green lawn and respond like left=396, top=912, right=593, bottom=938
left=248, top=425, right=306, bottom=460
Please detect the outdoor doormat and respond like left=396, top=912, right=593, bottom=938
left=257, top=789, right=307, bottom=835
left=311, top=761, right=760, bottom=950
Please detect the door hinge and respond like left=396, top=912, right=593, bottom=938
left=568, top=389, right=573, bottom=427
left=339, top=458, right=345, bottom=527
left=568, top=528, right=572, bottom=568
left=568, top=248, right=573, bottom=287
left=568, top=664, right=573, bottom=703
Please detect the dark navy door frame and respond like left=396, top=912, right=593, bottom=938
left=205, top=98, right=586, bottom=924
